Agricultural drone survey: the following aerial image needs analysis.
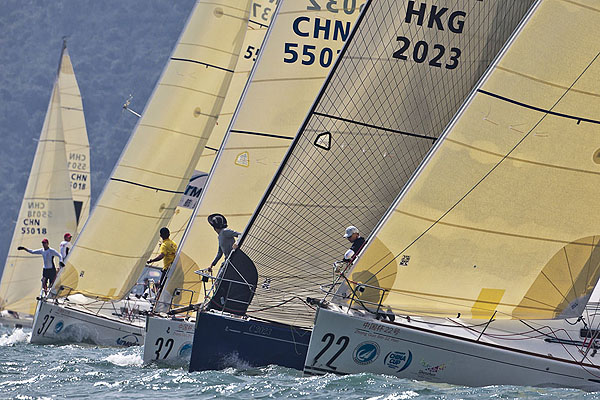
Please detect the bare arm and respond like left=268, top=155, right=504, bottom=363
left=147, top=253, right=165, bottom=264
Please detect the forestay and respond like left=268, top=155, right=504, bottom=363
left=58, top=42, right=91, bottom=231
left=230, top=0, right=534, bottom=328
left=159, top=0, right=362, bottom=310
left=0, top=69, right=77, bottom=315
left=347, top=0, right=600, bottom=320
left=53, top=0, right=253, bottom=301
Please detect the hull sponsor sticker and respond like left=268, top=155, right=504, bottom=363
left=384, top=350, right=412, bottom=372
left=353, top=341, right=380, bottom=365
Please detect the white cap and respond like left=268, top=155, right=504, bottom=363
left=344, top=226, right=358, bottom=238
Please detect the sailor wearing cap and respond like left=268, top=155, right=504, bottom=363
left=59, top=232, right=72, bottom=261
left=207, top=213, right=240, bottom=275
left=343, top=226, right=366, bottom=262
left=17, top=238, right=64, bottom=293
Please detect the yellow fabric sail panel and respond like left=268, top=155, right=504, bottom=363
left=58, top=44, right=91, bottom=231
left=155, top=11, right=273, bottom=305
left=54, top=0, right=253, bottom=301
left=351, top=0, right=600, bottom=320
left=157, top=22, right=271, bottom=250
left=0, top=83, right=77, bottom=315
left=161, top=1, right=361, bottom=306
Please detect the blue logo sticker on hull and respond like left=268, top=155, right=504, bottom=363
left=54, top=321, right=64, bottom=334
left=116, top=334, right=139, bottom=346
left=353, top=341, right=380, bottom=365
left=384, top=350, right=412, bottom=372
left=179, top=342, right=192, bottom=358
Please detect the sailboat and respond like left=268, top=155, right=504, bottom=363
left=143, top=0, right=360, bottom=366
left=29, top=0, right=257, bottom=346
left=186, top=0, right=535, bottom=372
left=304, top=0, right=600, bottom=391
left=0, top=41, right=86, bottom=328
left=58, top=42, right=92, bottom=231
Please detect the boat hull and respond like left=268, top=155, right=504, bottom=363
left=188, top=311, right=311, bottom=372
left=143, top=315, right=194, bottom=366
left=304, top=308, right=600, bottom=391
left=30, top=300, right=144, bottom=346
left=0, top=315, right=33, bottom=329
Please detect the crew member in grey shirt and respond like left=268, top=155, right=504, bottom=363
left=208, top=213, right=240, bottom=275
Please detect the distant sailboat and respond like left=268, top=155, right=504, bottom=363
left=143, top=0, right=360, bottom=366
left=0, top=41, right=83, bottom=327
left=186, top=0, right=534, bottom=372
left=305, top=0, right=600, bottom=391
left=29, top=0, right=258, bottom=346
left=58, top=41, right=92, bottom=231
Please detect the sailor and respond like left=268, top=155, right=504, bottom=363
left=59, top=232, right=72, bottom=261
left=146, top=227, right=177, bottom=290
left=343, top=226, right=365, bottom=262
left=207, top=213, right=240, bottom=276
left=17, top=238, right=64, bottom=293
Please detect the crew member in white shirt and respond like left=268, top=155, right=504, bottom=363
left=59, top=232, right=72, bottom=261
left=17, top=238, right=64, bottom=294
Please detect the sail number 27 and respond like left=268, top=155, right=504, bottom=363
left=393, top=36, right=460, bottom=70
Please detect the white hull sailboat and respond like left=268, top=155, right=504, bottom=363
left=0, top=40, right=88, bottom=329
left=305, top=307, right=600, bottom=391
left=304, top=0, right=600, bottom=390
left=143, top=0, right=361, bottom=366
left=31, top=0, right=263, bottom=347
left=32, top=296, right=146, bottom=346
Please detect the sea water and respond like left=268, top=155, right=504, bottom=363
left=0, top=326, right=596, bottom=399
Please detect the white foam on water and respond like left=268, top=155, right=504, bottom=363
left=104, top=351, right=143, bottom=367
left=221, top=352, right=251, bottom=370
left=0, top=328, right=31, bottom=346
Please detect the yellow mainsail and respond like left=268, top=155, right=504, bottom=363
left=58, top=42, right=91, bottom=231
left=348, top=0, right=600, bottom=320
left=0, top=77, right=78, bottom=315
left=53, top=0, right=253, bottom=300
left=160, top=0, right=362, bottom=308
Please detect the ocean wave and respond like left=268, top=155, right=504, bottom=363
left=104, top=351, right=143, bottom=367
left=0, top=328, right=31, bottom=346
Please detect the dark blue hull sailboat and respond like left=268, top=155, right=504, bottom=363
left=189, top=311, right=311, bottom=371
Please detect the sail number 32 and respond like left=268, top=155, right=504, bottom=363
left=393, top=36, right=460, bottom=70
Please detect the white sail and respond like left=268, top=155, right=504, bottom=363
left=57, top=42, right=91, bottom=231
left=160, top=0, right=362, bottom=309
left=347, top=0, right=600, bottom=320
left=223, top=0, right=535, bottom=328
left=0, top=67, right=78, bottom=315
left=53, top=0, right=254, bottom=301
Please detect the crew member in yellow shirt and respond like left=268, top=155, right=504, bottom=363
left=147, top=227, right=177, bottom=290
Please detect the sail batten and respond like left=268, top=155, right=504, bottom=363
left=348, top=0, right=600, bottom=320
